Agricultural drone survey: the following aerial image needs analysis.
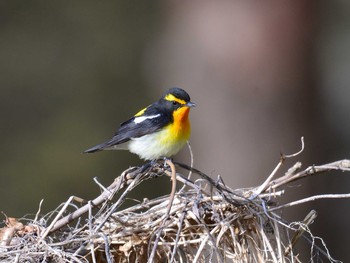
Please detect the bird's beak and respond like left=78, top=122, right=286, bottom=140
left=186, top=101, right=196, bottom=108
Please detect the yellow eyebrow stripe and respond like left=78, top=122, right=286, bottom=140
left=165, top=94, right=186, bottom=105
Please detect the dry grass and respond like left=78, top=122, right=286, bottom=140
left=1, top=142, right=350, bottom=262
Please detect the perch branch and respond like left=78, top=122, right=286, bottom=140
left=43, top=166, right=146, bottom=235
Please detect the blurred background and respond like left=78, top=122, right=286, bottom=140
left=0, top=1, right=350, bottom=261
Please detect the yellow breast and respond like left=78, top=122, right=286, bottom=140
left=127, top=106, right=191, bottom=160
left=166, top=106, right=191, bottom=142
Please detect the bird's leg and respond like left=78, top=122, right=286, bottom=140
left=138, top=161, right=154, bottom=173
left=128, top=159, right=172, bottom=180
left=161, top=157, right=173, bottom=168
left=150, top=159, right=158, bottom=167
left=124, top=162, right=153, bottom=180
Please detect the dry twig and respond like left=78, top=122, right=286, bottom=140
left=1, top=150, right=349, bottom=262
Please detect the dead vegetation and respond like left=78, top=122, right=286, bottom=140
left=1, top=139, right=349, bottom=262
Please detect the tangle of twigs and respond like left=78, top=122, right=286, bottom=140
left=1, top=142, right=350, bottom=262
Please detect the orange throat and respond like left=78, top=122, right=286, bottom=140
left=171, top=106, right=191, bottom=139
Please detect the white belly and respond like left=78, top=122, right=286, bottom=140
left=127, top=129, right=188, bottom=160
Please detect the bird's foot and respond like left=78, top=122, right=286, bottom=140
left=161, top=157, right=173, bottom=168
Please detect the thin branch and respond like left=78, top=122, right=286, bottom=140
left=270, top=159, right=350, bottom=190
left=45, top=166, right=143, bottom=234
left=148, top=159, right=177, bottom=263
left=270, top=193, right=350, bottom=212
left=285, top=210, right=317, bottom=257
left=251, top=137, right=305, bottom=198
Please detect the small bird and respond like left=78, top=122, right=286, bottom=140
left=84, top=88, right=196, bottom=160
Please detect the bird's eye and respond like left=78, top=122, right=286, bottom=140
left=172, top=101, right=177, bottom=105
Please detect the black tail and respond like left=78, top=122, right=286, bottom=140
left=83, top=141, right=110, bottom=153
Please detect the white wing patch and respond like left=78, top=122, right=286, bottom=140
left=133, top=114, right=160, bottom=124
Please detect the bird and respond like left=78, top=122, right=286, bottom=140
left=84, top=88, right=196, bottom=160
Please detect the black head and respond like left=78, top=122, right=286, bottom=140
left=164, top=88, right=191, bottom=103
left=162, top=88, right=195, bottom=107
left=156, top=88, right=195, bottom=114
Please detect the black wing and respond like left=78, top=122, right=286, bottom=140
left=83, top=112, right=170, bottom=153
